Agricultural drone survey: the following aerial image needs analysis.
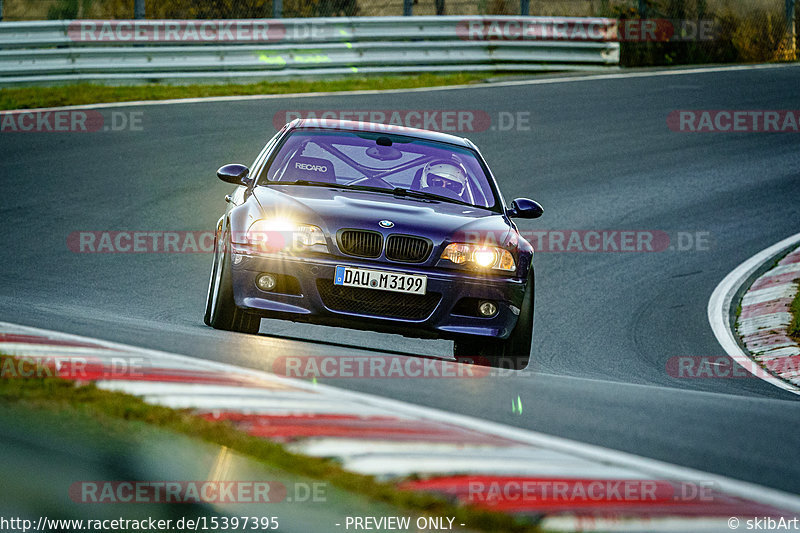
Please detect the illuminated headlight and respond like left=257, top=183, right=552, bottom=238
left=245, top=218, right=294, bottom=250
left=441, top=243, right=515, bottom=272
left=440, top=243, right=471, bottom=265
left=245, top=218, right=328, bottom=254
left=294, top=224, right=327, bottom=249
left=473, top=248, right=497, bottom=267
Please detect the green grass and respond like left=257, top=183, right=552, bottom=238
left=0, top=354, right=539, bottom=533
left=789, top=281, right=800, bottom=341
left=0, top=73, right=499, bottom=111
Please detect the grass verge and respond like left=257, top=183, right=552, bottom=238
left=0, top=354, right=538, bottom=533
left=0, top=73, right=499, bottom=111
left=789, top=282, right=800, bottom=342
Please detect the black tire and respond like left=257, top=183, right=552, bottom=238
left=453, top=273, right=534, bottom=370
left=204, top=229, right=261, bottom=334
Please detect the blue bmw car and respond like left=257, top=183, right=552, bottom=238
left=204, top=119, right=542, bottom=369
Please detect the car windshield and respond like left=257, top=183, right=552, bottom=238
left=258, top=129, right=497, bottom=209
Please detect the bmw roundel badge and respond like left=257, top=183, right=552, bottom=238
left=379, top=220, right=394, bottom=228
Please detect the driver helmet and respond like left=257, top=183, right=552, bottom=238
left=420, top=160, right=468, bottom=196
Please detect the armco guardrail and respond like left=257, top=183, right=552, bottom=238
left=0, top=16, right=620, bottom=86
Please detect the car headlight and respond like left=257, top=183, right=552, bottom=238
left=294, top=224, right=327, bottom=249
left=245, top=218, right=329, bottom=254
left=440, top=243, right=515, bottom=272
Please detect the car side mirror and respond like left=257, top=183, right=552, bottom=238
left=508, top=198, right=543, bottom=219
left=217, top=164, right=252, bottom=186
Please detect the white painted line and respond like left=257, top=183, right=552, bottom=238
left=752, top=346, right=800, bottom=361
left=137, top=394, right=396, bottom=416
left=5, top=63, right=799, bottom=114
left=761, top=262, right=800, bottom=277
left=348, top=447, right=607, bottom=465
left=295, top=441, right=601, bottom=464
left=738, top=312, right=793, bottom=335
left=708, top=232, right=800, bottom=398
left=289, top=439, right=518, bottom=456
left=95, top=381, right=302, bottom=396
left=740, top=330, right=793, bottom=342
left=0, top=344, right=119, bottom=356
left=741, top=284, right=797, bottom=306
left=3, top=320, right=800, bottom=513
left=344, top=456, right=645, bottom=479
left=779, top=369, right=800, bottom=380
left=745, top=340, right=796, bottom=351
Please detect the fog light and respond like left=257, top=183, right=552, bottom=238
left=256, top=273, right=277, bottom=291
left=478, top=300, right=497, bottom=317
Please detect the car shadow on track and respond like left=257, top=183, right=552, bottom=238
left=255, top=331, right=456, bottom=362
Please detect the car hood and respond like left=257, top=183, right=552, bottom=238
left=252, top=185, right=512, bottom=247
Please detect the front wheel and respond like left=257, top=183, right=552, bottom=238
left=204, top=230, right=261, bottom=334
left=453, top=274, right=533, bottom=370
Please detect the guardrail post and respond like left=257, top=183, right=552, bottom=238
left=520, top=0, right=529, bottom=16
left=134, top=0, right=145, bottom=19
left=403, top=0, right=412, bottom=16
left=273, top=0, right=283, bottom=18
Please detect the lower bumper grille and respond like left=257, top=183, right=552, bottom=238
left=316, top=279, right=441, bottom=321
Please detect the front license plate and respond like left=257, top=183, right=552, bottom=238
left=334, top=266, right=427, bottom=295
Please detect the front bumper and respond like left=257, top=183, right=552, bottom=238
left=230, top=250, right=527, bottom=341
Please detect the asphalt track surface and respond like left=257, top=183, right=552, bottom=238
left=2, top=65, right=800, bottom=496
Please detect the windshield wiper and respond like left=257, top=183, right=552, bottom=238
left=270, top=180, right=345, bottom=187
left=391, top=187, right=472, bottom=207
left=269, top=180, right=393, bottom=194
left=269, top=180, right=391, bottom=193
left=268, top=181, right=472, bottom=207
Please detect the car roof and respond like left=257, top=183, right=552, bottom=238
left=288, top=118, right=473, bottom=148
